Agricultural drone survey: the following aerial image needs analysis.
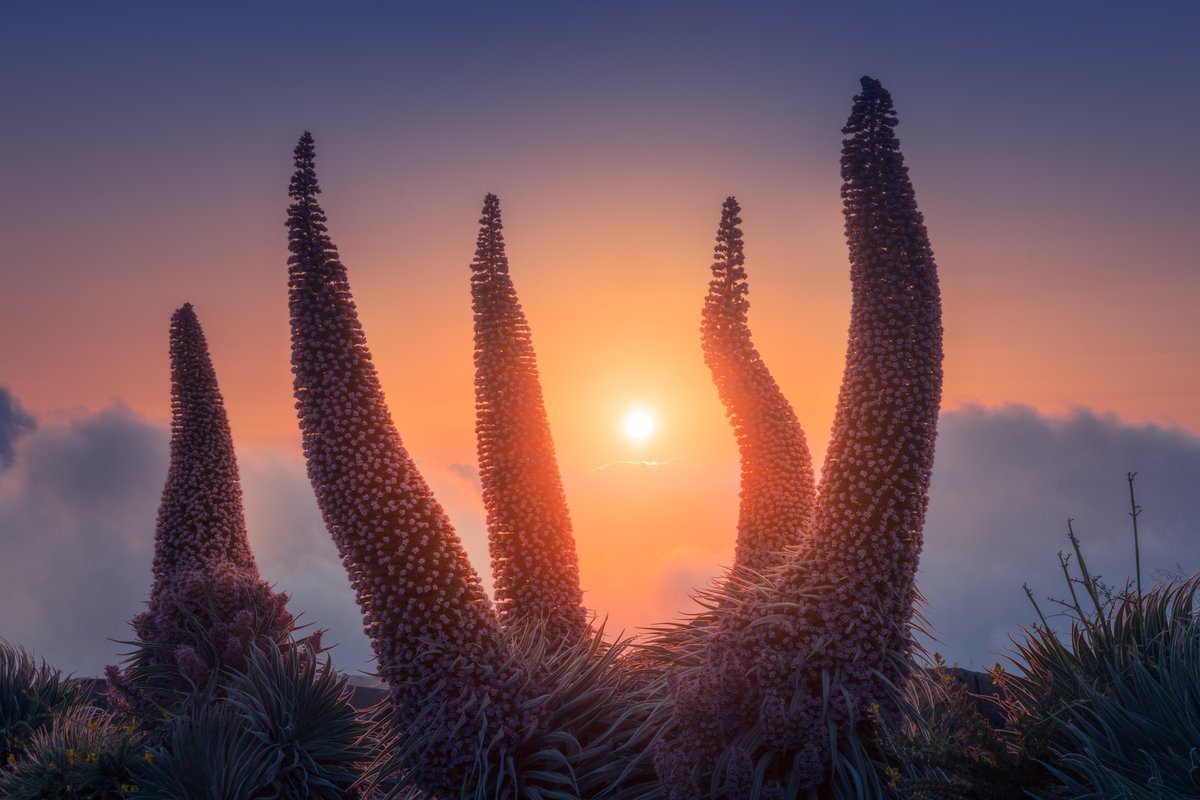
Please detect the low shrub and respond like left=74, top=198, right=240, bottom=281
left=0, top=639, right=89, bottom=768
left=0, top=706, right=147, bottom=799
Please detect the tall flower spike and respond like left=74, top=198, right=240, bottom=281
left=152, top=303, right=255, bottom=579
left=808, top=73, right=942, bottom=683
left=701, top=197, right=816, bottom=576
left=123, top=304, right=291, bottom=696
left=471, top=193, right=587, bottom=641
left=657, top=78, right=943, bottom=797
left=286, top=134, right=539, bottom=794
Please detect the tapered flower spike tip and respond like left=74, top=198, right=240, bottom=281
left=287, top=136, right=539, bottom=794
left=471, top=192, right=587, bottom=641
left=701, top=196, right=817, bottom=575
left=152, top=302, right=256, bottom=580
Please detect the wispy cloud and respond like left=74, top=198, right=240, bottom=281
left=590, top=457, right=682, bottom=472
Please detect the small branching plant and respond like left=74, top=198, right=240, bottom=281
left=1007, top=507, right=1200, bottom=797
left=887, top=475, right=1200, bottom=800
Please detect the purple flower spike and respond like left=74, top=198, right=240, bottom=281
left=126, top=304, right=291, bottom=689
left=151, top=304, right=256, bottom=579
left=658, top=77, right=943, bottom=797
left=471, top=193, right=587, bottom=642
left=701, top=197, right=817, bottom=576
left=286, top=134, right=538, bottom=794
left=809, top=73, right=943, bottom=686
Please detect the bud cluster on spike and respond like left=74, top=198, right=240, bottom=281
left=471, top=193, right=587, bottom=641
left=701, top=196, right=817, bottom=576
left=657, top=77, right=943, bottom=796
left=130, top=304, right=291, bottom=687
left=286, top=135, right=539, bottom=794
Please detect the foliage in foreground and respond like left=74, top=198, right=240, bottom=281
left=0, top=706, right=146, bottom=800
left=889, top=484, right=1200, bottom=800
left=0, top=638, right=90, bottom=768
left=136, top=640, right=368, bottom=800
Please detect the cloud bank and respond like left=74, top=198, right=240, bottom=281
left=0, top=387, right=35, bottom=469
left=0, top=388, right=1196, bottom=675
left=920, top=404, right=1200, bottom=668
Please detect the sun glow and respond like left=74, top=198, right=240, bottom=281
left=623, top=408, right=656, bottom=443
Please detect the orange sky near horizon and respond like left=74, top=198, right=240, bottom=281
left=8, top=149, right=1199, bottom=633
left=6, top=0, right=1200, bottom=640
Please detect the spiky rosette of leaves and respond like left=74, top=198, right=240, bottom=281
left=0, top=639, right=89, bottom=767
left=701, top=197, right=816, bottom=576
left=286, top=133, right=541, bottom=795
left=0, top=706, right=148, bottom=800
left=115, top=305, right=292, bottom=709
left=471, top=193, right=587, bottom=641
left=657, top=76, right=942, bottom=798
left=368, top=620, right=670, bottom=800
left=137, top=641, right=369, bottom=800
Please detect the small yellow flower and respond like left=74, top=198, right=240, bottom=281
left=143, top=750, right=154, bottom=763
left=87, top=720, right=99, bottom=731
left=884, top=766, right=900, bottom=790
left=66, top=747, right=77, bottom=765
left=86, top=750, right=98, bottom=763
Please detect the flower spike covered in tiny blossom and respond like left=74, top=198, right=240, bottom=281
left=657, top=77, right=943, bottom=798
left=152, top=304, right=256, bottom=578
left=810, top=73, right=942, bottom=685
left=124, top=304, right=291, bottom=692
left=701, top=197, right=817, bottom=576
left=286, top=133, right=540, bottom=794
left=471, top=193, right=587, bottom=641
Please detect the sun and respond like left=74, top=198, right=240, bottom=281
left=623, top=408, right=656, bottom=443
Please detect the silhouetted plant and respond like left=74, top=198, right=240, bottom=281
left=657, top=75, right=943, bottom=798
left=0, top=706, right=147, bottom=799
left=0, top=639, right=89, bottom=770
left=471, top=192, right=587, bottom=642
left=137, top=639, right=367, bottom=799
left=109, top=304, right=291, bottom=717
left=701, top=197, right=816, bottom=577
left=287, top=132, right=545, bottom=796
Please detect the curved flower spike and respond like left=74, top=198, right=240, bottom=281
left=286, top=134, right=539, bottom=794
left=657, top=77, right=943, bottom=797
left=809, top=73, right=943, bottom=680
left=701, top=197, right=817, bottom=576
left=471, top=193, right=587, bottom=641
